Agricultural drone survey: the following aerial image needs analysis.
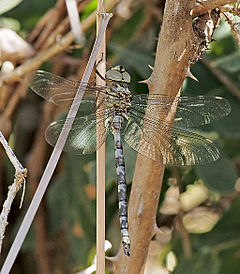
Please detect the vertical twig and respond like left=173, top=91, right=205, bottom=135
left=177, top=210, right=192, bottom=258
left=96, top=1, right=107, bottom=273
left=1, top=15, right=111, bottom=274
left=0, top=131, right=27, bottom=254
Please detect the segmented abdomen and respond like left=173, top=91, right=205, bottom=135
left=113, top=126, right=130, bottom=256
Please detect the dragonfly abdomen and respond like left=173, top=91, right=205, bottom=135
left=112, top=116, right=130, bottom=256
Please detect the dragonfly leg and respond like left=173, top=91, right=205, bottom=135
left=114, top=130, right=130, bottom=256
left=95, top=68, right=106, bottom=81
left=95, top=56, right=107, bottom=81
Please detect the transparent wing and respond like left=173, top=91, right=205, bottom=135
left=29, top=70, right=79, bottom=103
left=131, top=94, right=231, bottom=127
left=45, top=113, right=110, bottom=154
left=28, top=70, right=117, bottom=106
left=123, top=111, right=219, bottom=166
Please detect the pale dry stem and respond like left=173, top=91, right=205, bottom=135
left=96, top=2, right=107, bottom=273
left=0, top=131, right=27, bottom=254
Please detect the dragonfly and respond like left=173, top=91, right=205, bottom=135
left=29, top=65, right=231, bottom=256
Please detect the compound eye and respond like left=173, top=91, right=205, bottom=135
left=122, top=72, right=131, bottom=83
left=106, top=70, right=122, bottom=81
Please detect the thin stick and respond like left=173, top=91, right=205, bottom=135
left=0, top=14, right=112, bottom=274
left=0, top=131, right=27, bottom=254
left=65, top=0, right=85, bottom=44
left=96, top=1, right=107, bottom=273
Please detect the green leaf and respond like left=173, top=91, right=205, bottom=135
left=213, top=21, right=231, bottom=40
left=0, top=0, right=23, bottom=15
left=108, top=42, right=154, bottom=79
left=5, top=0, right=56, bottom=30
left=217, top=197, right=240, bottom=228
left=110, top=8, right=145, bottom=44
left=81, top=0, right=97, bottom=20
left=47, top=153, right=96, bottom=265
left=195, top=145, right=237, bottom=193
left=210, top=20, right=237, bottom=56
left=219, top=245, right=240, bottom=274
left=183, top=62, right=223, bottom=96
left=213, top=52, right=240, bottom=73
left=174, top=250, right=221, bottom=274
left=222, top=137, right=240, bottom=158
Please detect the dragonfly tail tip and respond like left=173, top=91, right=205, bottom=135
left=122, top=242, right=130, bottom=257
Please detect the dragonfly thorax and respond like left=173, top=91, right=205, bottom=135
left=106, top=83, right=132, bottom=117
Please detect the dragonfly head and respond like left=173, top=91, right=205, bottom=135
left=106, top=65, right=131, bottom=83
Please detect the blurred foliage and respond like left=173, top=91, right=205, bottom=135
left=0, top=0, right=23, bottom=16
left=1, top=0, right=240, bottom=273
left=47, top=153, right=96, bottom=266
left=81, top=0, right=97, bottom=20
left=173, top=197, right=240, bottom=274
left=4, top=0, right=55, bottom=30
left=196, top=144, right=237, bottom=193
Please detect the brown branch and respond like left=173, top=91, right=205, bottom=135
left=0, top=0, right=119, bottom=86
left=177, top=210, right=192, bottom=258
left=193, top=0, right=237, bottom=16
left=223, top=11, right=240, bottom=47
left=0, top=79, right=29, bottom=137
left=28, top=0, right=67, bottom=49
left=173, top=169, right=192, bottom=258
left=42, top=0, right=92, bottom=49
left=113, top=0, right=218, bottom=272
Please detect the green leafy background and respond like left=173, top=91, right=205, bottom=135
left=1, top=1, right=240, bottom=273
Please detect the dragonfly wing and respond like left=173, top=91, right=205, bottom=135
left=29, top=70, right=116, bottom=108
left=123, top=111, right=219, bottom=166
left=45, top=113, right=109, bottom=154
left=131, top=94, right=231, bottom=127
left=29, top=70, right=79, bottom=104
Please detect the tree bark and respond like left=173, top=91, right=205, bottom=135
left=193, top=0, right=236, bottom=16
left=113, top=0, right=223, bottom=273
